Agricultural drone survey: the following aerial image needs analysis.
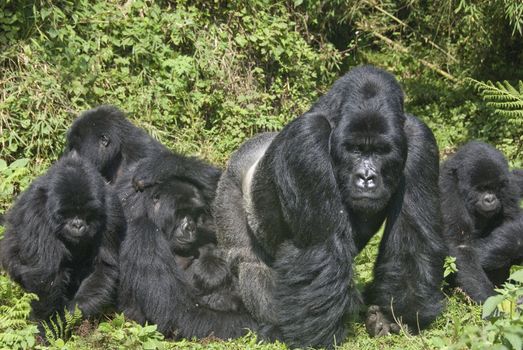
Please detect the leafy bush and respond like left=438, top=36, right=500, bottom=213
left=0, top=158, right=32, bottom=213
left=430, top=268, right=523, bottom=350
left=0, top=0, right=340, bottom=165
left=0, top=275, right=39, bottom=350
left=1, top=0, right=523, bottom=349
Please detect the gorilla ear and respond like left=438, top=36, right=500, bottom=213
left=100, top=134, right=110, bottom=147
left=69, top=149, right=80, bottom=159
left=189, top=196, right=205, bottom=208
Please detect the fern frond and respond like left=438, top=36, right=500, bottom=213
left=42, top=306, right=83, bottom=345
left=468, top=78, right=523, bottom=119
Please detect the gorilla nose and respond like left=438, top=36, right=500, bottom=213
left=356, top=170, right=377, bottom=189
left=71, top=218, right=86, bottom=233
left=484, top=193, right=496, bottom=204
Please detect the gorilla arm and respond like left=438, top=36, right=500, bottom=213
left=366, top=115, right=446, bottom=332
left=475, top=217, right=523, bottom=270
left=252, top=112, right=361, bottom=348
left=70, top=193, right=125, bottom=317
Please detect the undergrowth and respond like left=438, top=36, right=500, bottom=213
left=1, top=0, right=523, bottom=349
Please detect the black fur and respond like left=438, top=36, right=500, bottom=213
left=0, top=153, right=125, bottom=321
left=512, top=168, right=523, bottom=198
left=130, top=153, right=242, bottom=312
left=440, top=141, right=523, bottom=302
left=66, top=105, right=167, bottom=183
left=116, top=154, right=256, bottom=339
left=213, top=65, right=445, bottom=348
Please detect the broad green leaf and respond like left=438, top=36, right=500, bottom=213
left=483, top=295, right=504, bottom=319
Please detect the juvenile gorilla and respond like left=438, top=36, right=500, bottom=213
left=440, top=141, right=523, bottom=302
left=0, top=153, right=125, bottom=321
left=66, top=105, right=168, bottom=183
left=214, top=65, right=446, bottom=348
left=116, top=154, right=255, bottom=339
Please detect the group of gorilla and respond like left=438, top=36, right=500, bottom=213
left=1, top=65, right=522, bottom=348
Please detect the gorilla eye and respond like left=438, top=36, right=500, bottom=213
left=100, top=135, right=110, bottom=147
left=375, top=144, right=391, bottom=154
left=345, top=143, right=363, bottom=154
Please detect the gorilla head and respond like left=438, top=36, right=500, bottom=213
left=46, top=156, right=107, bottom=246
left=455, top=142, right=510, bottom=219
left=137, top=176, right=208, bottom=256
left=330, top=68, right=408, bottom=213
left=66, top=105, right=166, bottom=183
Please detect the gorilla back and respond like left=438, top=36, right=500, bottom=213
left=214, top=65, right=446, bottom=348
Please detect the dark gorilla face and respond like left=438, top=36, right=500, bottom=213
left=66, top=106, right=124, bottom=180
left=332, top=111, right=407, bottom=214
left=462, top=158, right=508, bottom=218
left=140, top=178, right=207, bottom=254
left=47, top=158, right=106, bottom=246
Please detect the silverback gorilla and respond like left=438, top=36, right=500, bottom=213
left=115, top=154, right=257, bottom=339
left=0, top=153, right=125, bottom=321
left=213, top=65, right=446, bottom=348
left=440, top=141, right=523, bottom=302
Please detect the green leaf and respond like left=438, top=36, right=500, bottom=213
left=9, top=158, right=29, bottom=169
left=509, top=269, right=523, bottom=283
left=482, top=295, right=505, bottom=319
left=504, top=333, right=522, bottom=350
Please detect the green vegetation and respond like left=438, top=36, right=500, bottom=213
left=0, top=0, right=522, bottom=349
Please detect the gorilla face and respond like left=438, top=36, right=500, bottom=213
left=332, top=111, right=407, bottom=214
left=139, top=178, right=207, bottom=255
left=462, top=159, right=508, bottom=218
left=57, top=206, right=104, bottom=246
left=46, top=159, right=107, bottom=246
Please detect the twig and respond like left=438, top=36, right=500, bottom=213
left=362, top=26, right=458, bottom=82
left=370, top=2, right=458, bottom=63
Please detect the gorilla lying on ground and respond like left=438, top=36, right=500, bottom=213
left=0, top=152, right=125, bottom=321
left=213, top=65, right=446, bottom=348
left=116, top=153, right=255, bottom=339
left=66, top=105, right=168, bottom=183
left=440, top=141, right=523, bottom=302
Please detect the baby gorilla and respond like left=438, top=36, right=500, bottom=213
left=440, top=141, right=523, bottom=302
left=0, top=153, right=125, bottom=321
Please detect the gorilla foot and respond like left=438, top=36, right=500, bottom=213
left=365, top=305, right=401, bottom=337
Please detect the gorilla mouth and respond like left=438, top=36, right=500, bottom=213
left=351, top=192, right=384, bottom=200
left=478, top=207, right=500, bottom=218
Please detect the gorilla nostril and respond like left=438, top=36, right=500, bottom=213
left=356, top=170, right=377, bottom=189
left=366, top=177, right=376, bottom=188
left=484, top=194, right=496, bottom=205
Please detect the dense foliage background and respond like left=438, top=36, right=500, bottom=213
left=0, top=0, right=522, bottom=349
